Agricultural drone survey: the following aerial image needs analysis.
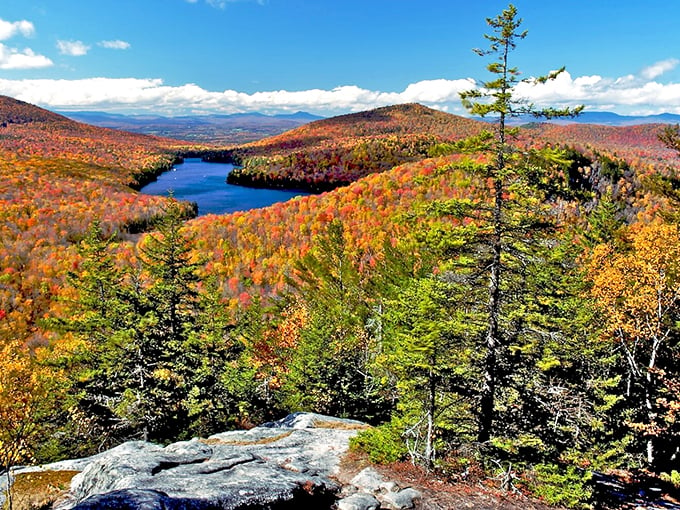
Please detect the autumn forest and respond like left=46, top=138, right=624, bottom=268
left=3, top=6, right=680, bottom=508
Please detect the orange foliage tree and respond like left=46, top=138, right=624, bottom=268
left=588, top=220, right=680, bottom=468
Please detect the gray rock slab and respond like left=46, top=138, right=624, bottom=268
left=46, top=413, right=364, bottom=509
left=262, top=412, right=366, bottom=430
left=351, top=467, right=386, bottom=494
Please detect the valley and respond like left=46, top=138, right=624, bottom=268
left=58, top=111, right=323, bottom=145
left=2, top=91, right=680, bottom=508
left=3, top=0, right=680, bottom=508
left=2, top=28, right=680, bottom=507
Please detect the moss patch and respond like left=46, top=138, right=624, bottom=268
left=312, top=420, right=371, bottom=431
left=5, top=470, right=78, bottom=510
left=201, top=430, right=294, bottom=446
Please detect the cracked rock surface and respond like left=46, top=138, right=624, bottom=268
left=48, top=413, right=367, bottom=510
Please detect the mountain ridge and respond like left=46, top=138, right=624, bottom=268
left=58, top=110, right=324, bottom=144
left=493, top=110, right=680, bottom=126
left=60, top=106, right=680, bottom=135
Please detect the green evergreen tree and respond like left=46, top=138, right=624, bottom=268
left=104, top=198, right=203, bottom=441
left=58, top=199, right=249, bottom=445
left=52, top=221, right=138, bottom=448
left=457, top=3, right=582, bottom=443
left=184, top=277, right=255, bottom=437
left=382, top=276, right=482, bottom=468
left=284, top=220, right=384, bottom=419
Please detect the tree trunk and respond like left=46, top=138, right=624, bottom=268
left=425, top=366, right=436, bottom=469
left=478, top=177, right=504, bottom=443
left=645, top=337, right=661, bottom=467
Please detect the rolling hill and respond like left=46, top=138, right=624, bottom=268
left=0, top=96, right=206, bottom=350
left=0, top=95, right=205, bottom=187
left=218, top=103, right=485, bottom=191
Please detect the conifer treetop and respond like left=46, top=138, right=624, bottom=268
left=460, top=3, right=583, bottom=121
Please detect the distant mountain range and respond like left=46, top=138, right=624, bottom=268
left=503, top=111, right=680, bottom=126
left=58, top=110, right=325, bottom=144
left=60, top=109, right=680, bottom=145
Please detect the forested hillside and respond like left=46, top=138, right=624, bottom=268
left=3, top=40, right=680, bottom=507
left=0, top=96, right=204, bottom=368
left=220, top=103, right=484, bottom=190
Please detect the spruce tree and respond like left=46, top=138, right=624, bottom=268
left=383, top=276, right=481, bottom=468
left=458, top=3, right=582, bottom=443
left=58, top=199, right=246, bottom=444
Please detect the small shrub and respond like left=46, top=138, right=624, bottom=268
left=527, top=463, right=593, bottom=509
left=660, top=470, right=680, bottom=488
left=437, top=448, right=488, bottom=483
left=349, top=424, right=407, bottom=464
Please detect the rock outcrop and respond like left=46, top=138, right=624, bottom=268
left=47, top=413, right=364, bottom=509
left=335, top=467, right=421, bottom=510
left=3, top=413, right=422, bottom=509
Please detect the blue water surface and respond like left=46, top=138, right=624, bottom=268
left=140, top=158, right=309, bottom=216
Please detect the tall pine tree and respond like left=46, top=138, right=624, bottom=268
left=458, top=3, right=582, bottom=443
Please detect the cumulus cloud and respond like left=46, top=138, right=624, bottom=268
left=2, top=64, right=680, bottom=116
left=0, top=77, right=475, bottom=116
left=0, top=19, right=35, bottom=41
left=98, top=40, right=131, bottom=50
left=514, top=66, right=680, bottom=115
left=57, top=40, right=90, bottom=56
left=641, top=59, right=680, bottom=80
left=0, top=43, right=52, bottom=69
left=0, top=18, right=51, bottom=69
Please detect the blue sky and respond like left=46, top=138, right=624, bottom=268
left=0, top=0, right=679, bottom=116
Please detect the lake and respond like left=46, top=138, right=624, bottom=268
left=140, top=158, right=309, bottom=216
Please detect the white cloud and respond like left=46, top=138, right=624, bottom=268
left=0, top=18, right=51, bottom=70
left=0, top=77, right=474, bottom=115
left=57, top=40, right=90, bottom=57
left=0, top=19, right=35, bottom=41
left=98, top=40, right=131, bottom=50
left=0, top=43, right=52, bottom=69
left=641, top=59, right=679, bottom=80
left=514, top=68, right=680, bottom=115
left=2, top=64, right=680, bottom=116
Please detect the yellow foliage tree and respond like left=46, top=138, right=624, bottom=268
left=588, top=220, right=680, bottom=467
left=0, top=339, right=55, bottom=510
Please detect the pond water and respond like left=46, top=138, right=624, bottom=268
left=140, top=158, right=309, bottom=216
